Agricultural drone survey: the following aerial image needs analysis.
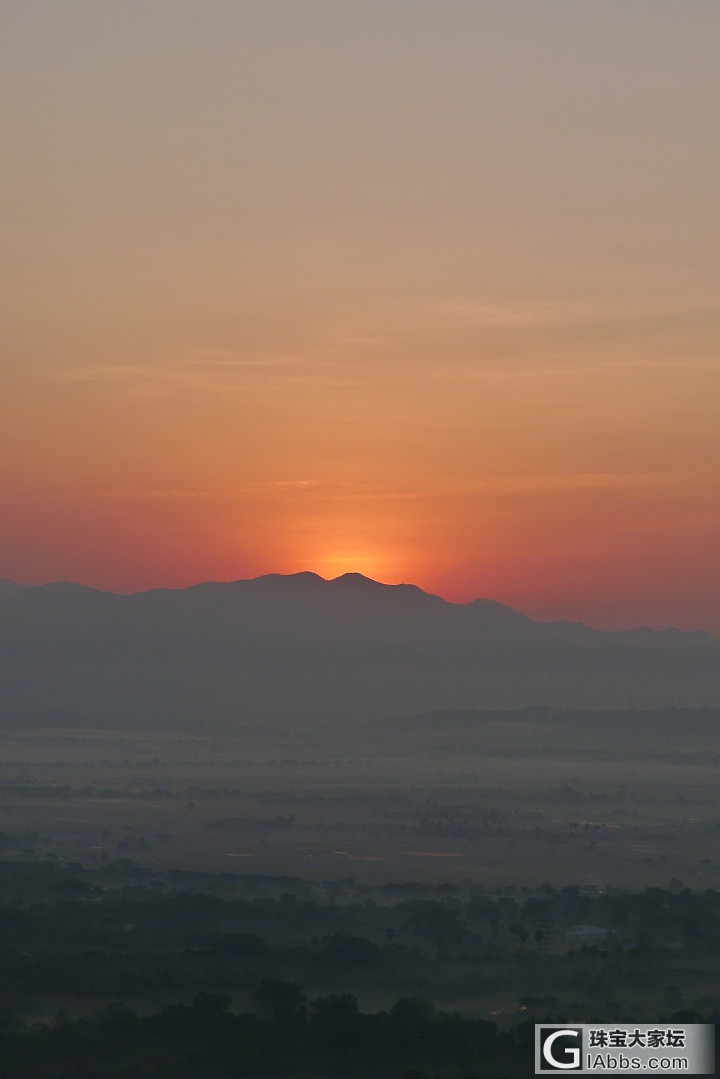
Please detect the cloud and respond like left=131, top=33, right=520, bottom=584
left=187, top=348, right=327, bottom=370
left=432, top=295, right=720, bottom=331
left=55, top=364, right=160, bottom=383
left=224, top=473, right=710, bottom=503
left=54, top=349, right=353, bottom=395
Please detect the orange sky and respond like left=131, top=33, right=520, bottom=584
left=2, top=2, right=719, bottom=630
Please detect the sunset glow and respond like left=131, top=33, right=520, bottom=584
left=2, top=2, right=719, bottom=631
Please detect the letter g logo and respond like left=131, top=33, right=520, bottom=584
left=540, top=1027, right=582, bottom=1070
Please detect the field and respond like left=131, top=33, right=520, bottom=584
left=2, top=711, right=720, bottom=892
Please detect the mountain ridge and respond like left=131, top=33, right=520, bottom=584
left=0, top=572, right=717, bottom=730
left=2, top=571, right=713, bottom=636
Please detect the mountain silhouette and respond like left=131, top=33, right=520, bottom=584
left=0, top=573, right=718, bottom=730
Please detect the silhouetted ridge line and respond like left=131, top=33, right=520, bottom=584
left=0, top=572, right=717, bottom=730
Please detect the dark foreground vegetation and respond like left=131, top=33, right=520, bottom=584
left=1, top=995, right=512, bottom=1079
left=1, top=852, right=720, bottom=1077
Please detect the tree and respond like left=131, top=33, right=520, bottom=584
left=252, top=980, right=307, bottom=1023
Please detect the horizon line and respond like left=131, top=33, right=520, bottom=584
left=1, top=570, right=717, bottom=639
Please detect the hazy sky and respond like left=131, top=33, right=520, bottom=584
left=2, top=1, right=719, bottom=630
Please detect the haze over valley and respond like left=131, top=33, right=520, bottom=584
left=1, top=571, right=719, bottom=894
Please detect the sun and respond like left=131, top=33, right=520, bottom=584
left=309, top=548, right=398, bottom=582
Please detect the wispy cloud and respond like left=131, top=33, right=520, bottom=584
left=187, top=348, right=330, bottom=370
left=229, top=473, right=711, bottom=503
left=74, top=484, right=226, bottom=501
left=64, top=470, right=715, bottom=508
left=55, top=364, right=161, bottom=383
left=432, top=295, right=720, bottom=331
left=54, top=349, right=352, bottom=393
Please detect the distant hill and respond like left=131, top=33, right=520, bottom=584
left=0, top=579, right=31, bottom=602
left=0, top=572, right=718, bottom=730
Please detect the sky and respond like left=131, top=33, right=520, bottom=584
left=2, top=1, right=719, bottom=631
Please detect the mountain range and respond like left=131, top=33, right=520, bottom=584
left=0, top=572, right=718, bottom=731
